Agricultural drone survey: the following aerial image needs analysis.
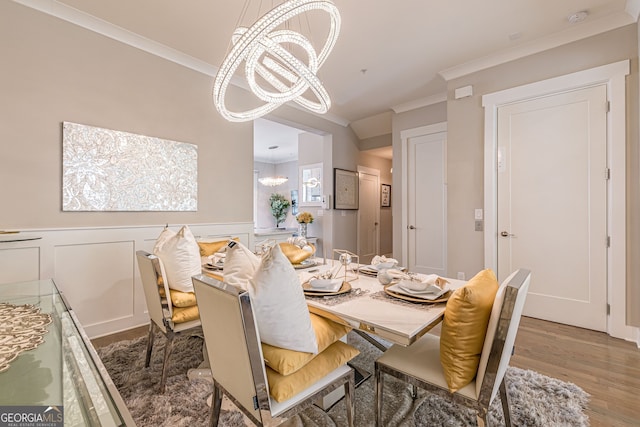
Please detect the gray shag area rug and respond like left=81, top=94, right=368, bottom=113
left=97, top=331, right=590, bottom=426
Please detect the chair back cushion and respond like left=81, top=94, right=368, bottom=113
left=479, top=269, right=531, bottom=404
left=192, top=275, right=267, bottom=421
left=136, top=251, right=169, bottom=329
left=153, top=225, right=201, bottom=293
left=249, top=244, right=318, bottom=354
left=475, top=270, right=517, bottom=396
left=439, top=269, right=499, bottom=392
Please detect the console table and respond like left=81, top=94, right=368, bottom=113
left=0, top=279, right=135, bottom=426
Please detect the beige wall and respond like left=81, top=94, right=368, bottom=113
left=446, top=24, right=640, bottom=327
left=1, top=1, right=359, bottom=235
left=1, top=1, right=255, bottom=228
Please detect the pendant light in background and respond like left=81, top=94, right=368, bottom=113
left=258, top=145, right=288, bottom=186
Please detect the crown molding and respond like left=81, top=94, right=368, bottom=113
left=12, top=0, right=351, bottom=127
left=626, top=0, right=640, bottom=20
left=439, top=10, right=636, bottom=82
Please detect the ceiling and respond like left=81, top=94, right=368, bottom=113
left=254, top=118, right=302, bottom=164
left=18, top=0, right=637, bottom=139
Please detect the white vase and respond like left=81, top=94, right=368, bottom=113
left=299, top=223, right=308, bottom=238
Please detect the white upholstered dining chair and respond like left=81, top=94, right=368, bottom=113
left=136, top=250, right=202, bottom=393
left=192, top=273, right=355, bottom=427
left=375, top=268, right=531, bottom=427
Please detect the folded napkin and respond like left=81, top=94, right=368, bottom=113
left=371, top=255, right=398, bottom=266
left=399, top=274, right=449, bottom=292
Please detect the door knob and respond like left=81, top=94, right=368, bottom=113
left=500, top=231, right=515, bottom=237
left=408, top=225, right=416, bottom=230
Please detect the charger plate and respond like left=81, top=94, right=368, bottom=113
left=303, top=281, right=351, bottom=296
left=384, top=284, right=451, bottom=304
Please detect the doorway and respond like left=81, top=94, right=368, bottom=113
left=357, top=166, right=380, bottom=264
left=401, top=123, right=447, bottom=276
left=497, top=85, right=607, bottom=331
left=482, top=60, right=630, bottom=339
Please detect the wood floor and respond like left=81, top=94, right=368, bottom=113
left=510, top=317, right=640, bottom=426
left=92, top=317, right=640, bottom=426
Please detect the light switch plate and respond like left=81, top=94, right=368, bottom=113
left=474, top=209, right=483, bottom=220
left=475, top=220, right=484, bottom=231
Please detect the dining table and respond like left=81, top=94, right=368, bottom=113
left=201, top=257, right=466, bottom=349
left=297, top=261, right=466, bottom=349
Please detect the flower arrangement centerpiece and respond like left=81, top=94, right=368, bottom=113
left=296, top=211, right=314, bottom=238
left=269, top=193, right=290, bottom=229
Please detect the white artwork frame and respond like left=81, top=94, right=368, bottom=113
left=62, top=122, right=197, bottom=211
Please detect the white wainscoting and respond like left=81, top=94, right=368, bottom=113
left=0, top=222, right=254, bottom=338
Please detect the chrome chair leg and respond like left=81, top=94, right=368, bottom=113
left=145, top=322, right=155, bottom=368
left=159, top=333, right=175, bottom=393
left=375, top=363, right=383, bottom=427
left=344, top=372, right=355, bottom=427
left=210, top=383, right=222, bottom=427
left=411, top=384, right=418, bottom=399
left=499, top=378, right=512, bottom=427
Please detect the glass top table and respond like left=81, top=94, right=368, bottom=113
left=0, top=279, right=135, bottom=426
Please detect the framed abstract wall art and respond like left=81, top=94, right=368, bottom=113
left=62, top=122, right=197, bottom=211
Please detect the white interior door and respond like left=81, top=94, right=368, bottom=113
left=497, top=84, right=608, bottom=331
left=357, top=168, right=380, bottom=264
left=406, top=130, right=447, bottom=276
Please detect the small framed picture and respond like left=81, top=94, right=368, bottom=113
left=381, top=184, right=391, bottom=207
left=334, top=168, right=359, bottom=209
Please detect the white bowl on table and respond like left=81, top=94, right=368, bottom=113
left=374, top=261, right=397, bottom=270
left=399, top=279, right=443, bottom=294
left=309, top=278, right=342, bottom=290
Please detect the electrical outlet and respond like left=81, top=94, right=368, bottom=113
left=475, top=220, right=484, bottom=231
left=457, top=272, right=465, bottom=280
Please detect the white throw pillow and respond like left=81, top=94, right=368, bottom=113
left=223, top=241, right=260, bottom=291
left=249, top=244, right=318, bottom=354
left=153, top=225, right=201, bottom=293
left=153, top=226, right=176, bottom=253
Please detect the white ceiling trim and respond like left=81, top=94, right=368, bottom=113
left=12, top=0, right=351, bottom=128
left=626, top=0, right=640, bottom=20
left=391, top=93, right=447, bottom=114
left=439, top=10, right=636, bottom=82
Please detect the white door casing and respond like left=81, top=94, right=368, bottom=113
left=357, top=166, right=380, bottom=264
left=401, top=124, right=447, bottom=276
left=483, top=60, right=631, bottom=340
left=497, top=85, right=607, bottom=331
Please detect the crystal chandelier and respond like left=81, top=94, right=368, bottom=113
left=258, top=176, right=289, bottom=186
left=213, top=0, right=341, bottom=122
left=258, top=145, right=288, bottom=186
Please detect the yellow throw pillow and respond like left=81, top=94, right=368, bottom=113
left=168, top=289, right=197, bottom=308
left=171, top=305, right=199, bottom=324
left=262, top=313, right=351, bottom=376
left=266, top=341, right=359, bottom=402
left=198, top=237, right=238, bottom=257
left=440, top=269, right=499, bottom=393
left=278, top=242, right=314, bottom=264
